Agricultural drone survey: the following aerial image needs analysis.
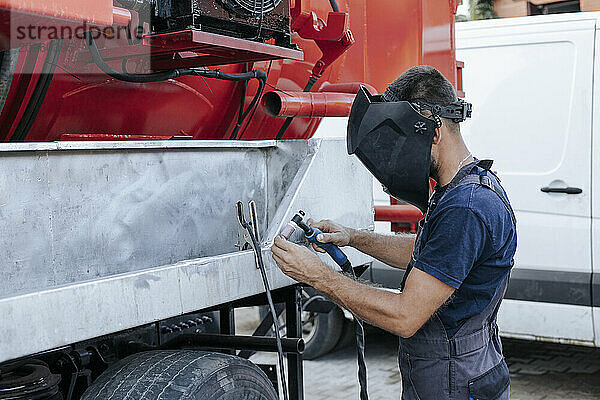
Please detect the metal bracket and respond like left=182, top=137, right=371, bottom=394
left=290, top=0, right=355, bottom=78
left=236, top=200, right=262, bottom=269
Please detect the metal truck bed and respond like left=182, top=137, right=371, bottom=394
left=0, top=138, right=373, bottom=363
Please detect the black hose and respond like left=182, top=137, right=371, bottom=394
left=85, top=31, right=267, bottom=140
left=241, top=79, right=265, bottom=122
left=230, top=63, right=249, bottom=139
left=231, top=77, right=265, bottom=140
left=353, top=319, right=368, bottom=400
left=236, top=79, right=266, bottom=140
left=273, top=0, right=340, bottom=140
left=339, top=260, right=369, bottom=400
left=84, top=31, right=267, bottom=84
left=11, top=39, right=63, bottom=142
left=246, top=227, right=289, bottom=400
left=238, top=60, right=273, bottom=139
left=329, top=0, right=340, bottom=12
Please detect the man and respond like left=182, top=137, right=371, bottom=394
left=271, top=65, right=517, bottom=400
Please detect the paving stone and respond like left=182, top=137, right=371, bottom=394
left=237, top=308, right=600, bottom=399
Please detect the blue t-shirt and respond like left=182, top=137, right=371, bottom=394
left=411, top=166, right=517, bottom=338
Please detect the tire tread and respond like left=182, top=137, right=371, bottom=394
left=82, top=351, right=278, bottom=400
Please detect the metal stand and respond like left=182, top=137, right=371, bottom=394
left=219, top=306, right=236, bottom=355
left=286, top=286, right=304, bottom=400
left=213, top=285, right=305, bottom=400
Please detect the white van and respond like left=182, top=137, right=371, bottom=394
left=315, top=11, right=600, bottom=348
left=456, top=12, right=600, bottom=347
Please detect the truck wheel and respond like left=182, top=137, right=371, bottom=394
left=259, top=302, right=344, bottom=360
left=81, top=350, right=278, bottom=400
left=300, top=305, right=344, bottom=359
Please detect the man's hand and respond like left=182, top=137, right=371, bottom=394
left=271, top=236, right=330, bottom=285
left=307, top=218, right=353, bottom=253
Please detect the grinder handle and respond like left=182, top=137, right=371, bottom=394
left=305, top=227, right=349, bottom=268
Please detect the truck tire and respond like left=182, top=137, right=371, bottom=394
left=301, top=305, right=344, bottom=360
left=259, top=303, right=344, bottom=360
left=81, top=350, right=278, bottom=400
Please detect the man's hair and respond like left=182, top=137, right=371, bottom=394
left=382, top=65, right=460, bottom=133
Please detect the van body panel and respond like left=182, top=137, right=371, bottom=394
left=592, top=21, right=600, bottom=346
left=457, top=14, right=597, bottom=342
left=499, top=299, right=595, bottom=344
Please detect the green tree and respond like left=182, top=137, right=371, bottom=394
left=469, top=0, right=496, bottom=20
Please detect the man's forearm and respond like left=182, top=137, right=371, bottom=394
left=349, top=229, right=416, bottom=269
left=308, top=266, right=414, bottom=337
left=271, top=236, right=454, bottom=340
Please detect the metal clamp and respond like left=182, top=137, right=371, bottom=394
left=236, top=200, right=262, bottom=269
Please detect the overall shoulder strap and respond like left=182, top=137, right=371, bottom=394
left=462, top=160, right=516, bottom=224
left=437, top=159, right=516, bottom=224
left=428, top=159, right=480, bottom=210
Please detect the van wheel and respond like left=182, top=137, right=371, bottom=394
left=81, top=351, right=278, bottom=400
left=259, top=300, right=344, bottom=360
left=300, top=305, right=344, bottom=359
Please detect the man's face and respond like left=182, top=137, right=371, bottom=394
left=428, top=118, right=455, bottom=183
left=429, top=125, right=442, bottom=182
left=429, top=150, right=441, bottom=183
left=415, top=108, right=441, bottom=183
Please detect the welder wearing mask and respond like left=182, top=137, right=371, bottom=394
left=271, top=65, right=517, bottom=400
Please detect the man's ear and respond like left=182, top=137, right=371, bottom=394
left=432, top=127, right=442, bottom=145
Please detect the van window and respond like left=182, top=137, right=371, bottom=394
left=458, top=41, right=575, bottom=174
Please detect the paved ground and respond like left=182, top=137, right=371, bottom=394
left=236, top=307, right=600, bottom=399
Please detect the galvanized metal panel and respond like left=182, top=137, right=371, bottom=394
left=0, top=138, right=373, bottom=362
left=0, top=146, right=270, bottom=296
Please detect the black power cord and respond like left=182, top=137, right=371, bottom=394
left=340, top=261, right=369, bottom=400
left=238, top=60, right=273, bottom=139
left=244, top=224, right=289, bottom=400
left=11, top=39, right=63, bottom=142
left=238, top=78, right=265, bottom=135
left=274, top=0, right=341, bottom=140
left=84, top=31, right=267, bottom=84
left=85, top=31, right=266, bottom=140
left=230, top=63, right=249, bottom=139
left=292, top=213, right=369, bottom=400
left=329, top=0, right=340, bottom=12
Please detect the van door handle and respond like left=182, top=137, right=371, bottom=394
left=540, top=186, right=582, bottom=194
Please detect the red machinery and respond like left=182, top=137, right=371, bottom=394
left=0, top=0, right=463, bottom=227
left=0, top=0, right=463, bottom=142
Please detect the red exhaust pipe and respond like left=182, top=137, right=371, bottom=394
left=263, top=91, right=356, bottom=118
left=319, top=82, right=378, bottom=95
left=374, top=205, right=424, bottom=223
left=262, top=82, right=378, bottom=118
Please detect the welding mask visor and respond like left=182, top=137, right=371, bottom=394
left=347, top=86, right=437, bottom=213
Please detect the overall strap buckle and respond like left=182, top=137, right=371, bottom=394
left=478, top=174, right=516, bottom=224
left=449, top=339, right=457, bottom=357
left=477, top=159, right=494, bottom=171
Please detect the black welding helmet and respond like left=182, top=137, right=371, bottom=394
left=347, top=86, right=472, bottom=213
